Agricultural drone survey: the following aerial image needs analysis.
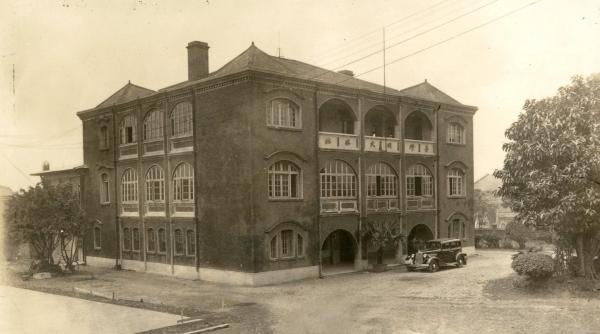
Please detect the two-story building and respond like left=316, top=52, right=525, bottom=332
left=75, top=40, right=477, bottom=285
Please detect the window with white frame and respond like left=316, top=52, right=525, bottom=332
left=121, top=168, right=138, bottom=203
left=93, top=225, right=102, bottom=250
left=158, top=228, right=166, bottom=253
left=99, top=126, right=109, bottom=149
left=448, top=168, right=465, bottom=197
left=267, top=99, right=300, bottom=129
left=406, top=164, right=433, bottom=197
left=132, top=228, right=140, bottom=251
left=320, top=160, right=357, bottom=198
left=145, top=165, right=165, bottom=202
left=448, top=218, right=467, bottom=239
left=123, top=227, right=131, bottom=251
left=170, top=102, right=193, bottom=137
left=119, top=114, right=137, bottom=145
left=144, top=109, right=164, bottom=141
left=186, top=229, right=195, bottom=256
left=172, top=163, right=194, bottom=201
left=100, top=173, right=110, bottom=204
left=268, top=161, right=302, bottom=199
left=447, top=122, right=465, bottom=144
left=269, top=228, right=305, bottom=260
left=174, top=229, right=184, bottom=255
left=147, top=228, right=156, bottom=252
left=366, top=162, right=398, bottom=197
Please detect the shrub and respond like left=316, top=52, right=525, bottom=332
left=511, top=252, right=554, bottom=281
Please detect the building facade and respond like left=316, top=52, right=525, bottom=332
left=76, top=41, right=477, bottom=285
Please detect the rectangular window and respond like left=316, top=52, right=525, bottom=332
left=93, top=226, right=101, bottom=250
left=100, top=174, right=110, bottom=204
left=147, top=229, right=156, bottom=252
left=123, top=228, right=131, bottom=251
left=158, top=229, right=166, bottom=254
left=281, top=230, right=293, bottom=257
left=174, top=229, right=184, bottom=255
left=132, top=228, right=140, bottom=251
left=186, top=230, right=196, bottom=256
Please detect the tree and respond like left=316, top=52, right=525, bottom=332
left=505, top=221, right=535, bottom=249
left=473, top=189, right=496, bottom=228
left=4, top=182, right=85, bottom=271
left=363, top=219, right=403, bottom=265
left=494, top=74, right=600, bottom=280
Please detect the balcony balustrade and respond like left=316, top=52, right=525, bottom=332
left=145, top=202, right=166, bottom=216
left=364, top=137, right=402, bottom=153
left=120, top=203, right=139, bottom=216
left=404, top=139, right=435, bottom=156
left=366, top=197, right=400, bottom=212
left=320, top=199, right=358, bottom=214
left=318, top=132, right=359, bottom=151
left=171, top=201, right=195, bottom=217
left=119, top=143, right=138, bottom=159
left=406, top=196, right=435, bottom=211
left=170, top=136, right=194, bottom=153
left=143, top=140, right=164, bottom=156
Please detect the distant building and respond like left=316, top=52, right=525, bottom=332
left=474, top=174, right=516, bottom=230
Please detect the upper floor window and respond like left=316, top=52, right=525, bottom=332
left=119, top=114, right=137, bottom=145
left=448, top=168, right=465, bottom=197
left=145, top=165, right=165, bottom=202
left=320, top=160, right=357, bottom=198
left=100, top=173, right=110, bottom=204
left=267, top=99, right=300, bottom=129
left=144, top=109, right=164, bottom=141
left=406, top=164, right=433, bottom=197
left=447, top=122, right=465, bottom=144
left=366, top=162, right=397, bottom=197
left=99, top=126, right=109, bottom=149
left=170, top=102, right=193, bottom=137
left=268, top=161, right=302, bottom=199
left=449, top=218, right=467, bottom=239
left=269, top=228, right=305, bottom=260
left=121, top=168, right=138, bottom=203
left=173, top=163, right=194, bottom=201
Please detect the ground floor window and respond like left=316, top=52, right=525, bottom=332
left=174, top=229, right=184, bottom=255
left=93, top=225, right=102, bottom=250
left=123, top=228, right=131, bottom=251
left=147, top=228, right=156, bottom=252
left=158, top=228, right=167, bottom=253
left=269, top=228, right=305, bottom=260
left=132, top=228, right=140, bottom=251
left=186, top=229, right=195, bottom=256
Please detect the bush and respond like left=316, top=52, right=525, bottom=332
left=511, top=252, right=554, bottom=281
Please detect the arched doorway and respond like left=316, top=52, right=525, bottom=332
left=407, top=224, right=434, bottom=254
left=321, top=230, right=356, bottom=272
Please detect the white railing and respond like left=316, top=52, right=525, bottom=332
left=406, top=196, right=435, bottom=210
left=318, top=132, right=359, bottom=151
left=171, top=201, right=195, bottom=217
left=145, top=202, right=165, bottom=216
left=120, top=203, right=139, bottom=217
left=404, top=139, right=435, bottom=156
left=119, top=143, right=138, bottom=159
left=366, top=197, right=400, bottom=212
left=320, top=199, right=358, bottom=214
left=170, top=136, right=194, bottom=153
left=364, top=137, right=402, bottom=153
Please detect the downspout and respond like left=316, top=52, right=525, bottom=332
left=315, top=87, right=323, bottom=278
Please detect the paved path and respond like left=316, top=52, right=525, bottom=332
left=0, top=285, right=181, bottom=334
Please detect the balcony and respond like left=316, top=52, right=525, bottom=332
left=406, top=196, right=435, bottom=211
left=170, top=136, right=193, bottom=153
left=367, top=197, right=400, bottom=212
left=171, top=201, right=195, bottom=217
left=364, top=137, right=401, bottom=153
left=145, top=202, right=165, bottom=216
left=318, top=132, right=359, bottom=151
left=120, top=203, right=139, bottom=217
left=143, top=140, right=164, bottom=156
left=320, top=199, right=358, bottom=214
left=119, top=143, right=138, bottom=160
left=404, top=139, right=435, bottom=156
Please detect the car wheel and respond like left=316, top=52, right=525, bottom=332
left=428, top=260, right=439, bottom=273
left=406, top=266, right=414, bottom=272
left=456, top=256, right=465, bottom=268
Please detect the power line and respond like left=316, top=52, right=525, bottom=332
left=0, top=150, right=34, bottom=183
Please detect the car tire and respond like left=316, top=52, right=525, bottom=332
left=428, top=260, right=439, bottom=273
left=456, top=256, right=465, bottom=268
left=406, top=266, right=414, bottom=272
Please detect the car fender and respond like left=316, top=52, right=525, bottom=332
left=425, top=255, right=439, bottom=264
left=455, top=253, right=467, bottom=263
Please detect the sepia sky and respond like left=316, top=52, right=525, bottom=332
left=0, top=0, right=599, bottom=191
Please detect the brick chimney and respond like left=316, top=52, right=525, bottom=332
left=187, top=41, right=209, bottom=81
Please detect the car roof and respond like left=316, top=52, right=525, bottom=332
left=428, top=238, right=462, bottom=243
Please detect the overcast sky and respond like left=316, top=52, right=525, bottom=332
left=1, top=0, right=599, bottom=191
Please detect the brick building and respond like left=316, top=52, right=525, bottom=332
left=75, top=41, right=477, bottom=285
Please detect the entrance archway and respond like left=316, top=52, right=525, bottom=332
left=321, top=229, right=356, bottom=271
left=407, top=224, right=434, bottom=254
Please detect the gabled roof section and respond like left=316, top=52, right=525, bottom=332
left=399, top=80, right=464, bottom=106
left=96, top=82, right=155, bottom=108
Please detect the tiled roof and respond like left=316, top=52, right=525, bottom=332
left=96, top=82, right=155, bottom=108
left=399, top=80, right=464, bottom=106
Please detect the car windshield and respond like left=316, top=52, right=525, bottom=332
left=423, top=241, right=441, bottom=250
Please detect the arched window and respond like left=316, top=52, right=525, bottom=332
left=93, top=225, right=102, bottom=250
left=173, top=163, right=194, bottom=201
left=320, top=160, right=357, bottom=198
left=448, top=168, right=465, bottom=197
left=132, top=228, right=140, bottom=251
left=121, top=168, right=138, bottom=203
left=170, top=102, right=193, bottom=137
left=449, top=218, right=467, bottom=239
left=269, top=228, right=305, bottom=260
left=447, top=122, right=465, bottom=144
left=145, top=165, right=165, bottom=202
left=123, top=227, right=131, bottom=251
left=158, top=228, right=166, bottom=253
left=406, top=164, right=433, bottom=197
left=174, top=229, right=184, bottom=255
left=186, top=230, right=195, bottom=256
left=100, top=173, right=110, bottom=204
left=147, top=228, right=156, bottom=252
left=268, top=161, right=302, bottom=199
left=144, top=109, right=164, bottom=141
left=267, top=99, right=300, bottom=129
left=119, top=114, right=137, bottom=145
left=366, top=163, right=397, bottom=197
left=99, top=126, right=109, bottom=149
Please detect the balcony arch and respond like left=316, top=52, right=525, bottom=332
left=365, top=106, right=397, bottom=138
left=404, top=111, right=433, bottom=141
left=318, top=99, right=357, bottom=134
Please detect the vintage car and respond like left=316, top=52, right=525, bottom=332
left=404, top=238, right=467, bottom=272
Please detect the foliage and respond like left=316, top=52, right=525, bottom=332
left=505, top=221, right=536, bottom=248
left=363, top=219, right=403, bottom=264
left=475, top=230, right=502, bottom=248
left=473, top=189, right=497, bottom=227
left=511, top=252, right=554, bottom=281
left=495, top=74, right=600, bottom=280
left=4, top=182, right=85, bottom=271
